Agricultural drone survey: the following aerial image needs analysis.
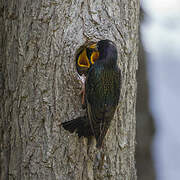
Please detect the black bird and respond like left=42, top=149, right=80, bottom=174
left=62, top=39, right=121, bottom=148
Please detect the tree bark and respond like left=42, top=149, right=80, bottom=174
left=0, top=0, right=139, bottom=180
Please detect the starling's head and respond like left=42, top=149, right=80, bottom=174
left=96, top=39, right=118, bottom=66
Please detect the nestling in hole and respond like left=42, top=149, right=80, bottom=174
left=75, top=42, right=99, bottom=106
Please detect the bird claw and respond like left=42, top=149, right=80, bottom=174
left=77, top=73, right=86, bottom=84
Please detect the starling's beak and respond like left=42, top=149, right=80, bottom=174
left=89, top=43, right=98, bottom=52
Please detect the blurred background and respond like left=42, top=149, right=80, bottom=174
left=136, top=0, right=180, bottom=179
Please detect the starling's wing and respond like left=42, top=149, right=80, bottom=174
left=113, top=66, right=121, bottom=106
left=85, top=65, right=121, bottom=147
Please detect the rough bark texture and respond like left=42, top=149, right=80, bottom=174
left=0, top=0, right=139, bottom=180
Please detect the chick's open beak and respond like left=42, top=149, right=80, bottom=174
left=91, top=51, right=99, bottom=64
left=77, top=49, right=90, bottom=68
left=89, top=43, right=99, bottom=64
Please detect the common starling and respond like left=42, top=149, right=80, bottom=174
left=62, top=39, right=121, bottom=148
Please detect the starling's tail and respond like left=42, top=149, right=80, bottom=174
left=62, top=116, right=92, bottom=137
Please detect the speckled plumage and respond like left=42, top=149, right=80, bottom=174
left=62, top=39, right=121, bottom=148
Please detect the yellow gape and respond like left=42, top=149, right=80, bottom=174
left=90, top=51, right=99, bottom=64
left=77, top=49, right=90, bottom=68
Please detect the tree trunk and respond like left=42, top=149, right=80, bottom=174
left=0, top=1, right=139, bottom=180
